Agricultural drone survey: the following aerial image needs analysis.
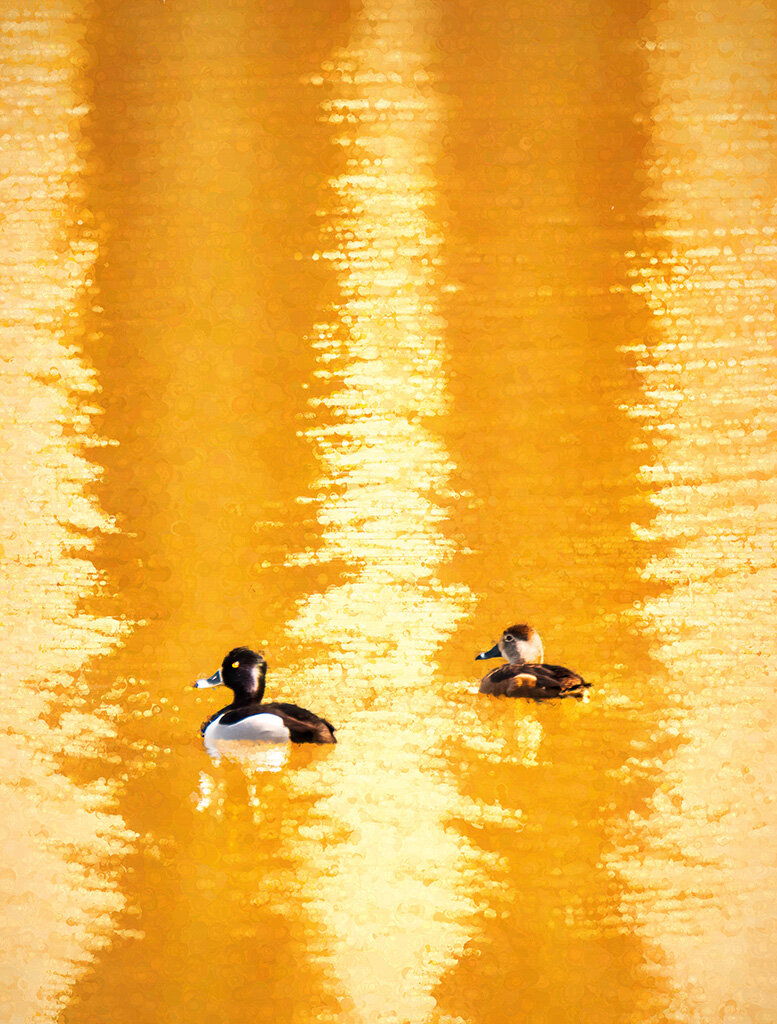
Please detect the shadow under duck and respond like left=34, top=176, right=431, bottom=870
left=476, top=624, right=589, bottom=699
left=194, top=647, right=336, bottom=747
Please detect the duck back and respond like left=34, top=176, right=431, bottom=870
left=261, top=702, right=337, bottom=744
left=203, top=700, right=336, bottom=744
left=479, top=662, right=589, bottom=699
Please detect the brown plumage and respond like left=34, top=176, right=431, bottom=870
left=476, top=624, right=590, bottom=700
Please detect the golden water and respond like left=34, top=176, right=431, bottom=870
left=1, top=1, right=775, bottom=1023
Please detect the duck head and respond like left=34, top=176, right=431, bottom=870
left=476, top=624, right=544, bottom=664
left=194, top=646, right=267, bottom=700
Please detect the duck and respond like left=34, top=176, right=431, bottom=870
left=475, top=624, right=590, bottom=699
left=193, top=646, right=336, bottom=748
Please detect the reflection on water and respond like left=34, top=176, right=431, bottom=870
left=0, top=5, right=132, bottom=1022
left=284, top=1, right=479, bottom=1019
left=616, top=2, right=777, bottom=1021
left=4, top=0, right=777, bottom=1022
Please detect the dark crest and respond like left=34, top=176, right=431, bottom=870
left=504, top=624, right=531, bottom=641
left=222, top=647, right=265, bottom=670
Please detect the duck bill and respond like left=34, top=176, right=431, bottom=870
left=475, top=643, right=502, bottom=661
left=193, top=669, right=223, bottom=689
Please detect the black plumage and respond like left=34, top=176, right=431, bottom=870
left=196, top=647, right=336, bottom=744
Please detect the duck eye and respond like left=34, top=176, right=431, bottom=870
left=231, top=661, right=240, bottom=668
left=504, top=635, right=514, bottom=643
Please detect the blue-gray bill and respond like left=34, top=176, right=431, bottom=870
left=193, top=669, right=223, bottom=689
left=475, top=644, right=502, bottom=661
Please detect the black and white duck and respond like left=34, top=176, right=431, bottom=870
left=194, top=647, right=336, bottom=749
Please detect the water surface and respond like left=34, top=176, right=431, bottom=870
left=1, top=1, right=776, bottom=1023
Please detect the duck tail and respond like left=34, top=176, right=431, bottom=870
left=316, top=722, right=337, bottom=744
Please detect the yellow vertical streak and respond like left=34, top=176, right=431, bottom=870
left=616, top=2, right=777, bottom=1020
left=281, top=1, right=481, bottom=1021
left=0, top=5, right=132, bottom=1021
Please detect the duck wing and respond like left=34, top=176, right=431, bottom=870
left=525, top=663, right=589, bottom=696
left=479, top=662, right=589, bottom=699
left=260, top=702, right=337, bottom=744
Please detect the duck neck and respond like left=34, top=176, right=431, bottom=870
left=526, top=634, right=544, bottom=663
left=230, top=663, right=267, bottom=704
left=515, top=635, right=544, bottom=664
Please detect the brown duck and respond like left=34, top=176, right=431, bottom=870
left=476, top=624, right=589, bottom=699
